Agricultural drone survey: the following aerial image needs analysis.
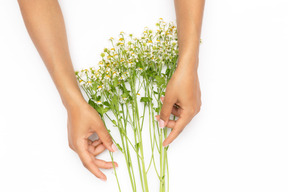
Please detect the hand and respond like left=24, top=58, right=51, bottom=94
left=67, top=102, right=118, bottom=181
left=156, top=58, right=202, bottom=147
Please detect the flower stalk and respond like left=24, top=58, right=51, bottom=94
left=75, top=18, right=180, bottom=192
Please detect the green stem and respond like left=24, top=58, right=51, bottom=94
left=109, top=152, right=122, bottom=192
left=121, top=104, right=137, bottom=191
left=113, top=110, right=137, bottom=192
left=132, top=101, right=145, bottom=192
left=134, top=85, right=149, bottom=192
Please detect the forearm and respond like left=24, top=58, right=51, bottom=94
left=174, top=0, right=205, bottom=70
left=18, top=0, right=85, bottom=110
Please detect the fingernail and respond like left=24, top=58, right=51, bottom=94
left=100, top=178, right=107, bottom=182
left=111, top=143, right=118, bottom=152
left=159, top=119, right=165, bottom=128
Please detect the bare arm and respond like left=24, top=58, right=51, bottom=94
left=17, top=0, right=117, bottom=181
left=158, top=0, right=205, bottom=146
left=18, top=0, right=81, bottom=109
left=174, top=0, right=205, bottom=67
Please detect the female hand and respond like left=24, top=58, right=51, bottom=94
left=17, top=0, right=120, bottom=182
left=67, top=102, right=118, bottom=181
left=156, top=57, right=202, bottom=147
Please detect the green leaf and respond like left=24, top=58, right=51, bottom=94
left=155, top=75, right=165, bottom=87
left=122, top=92, right=129, bottom=98
left=112, top=120, right=117, bottom=125
left=103, top=101, right=110, bottom=107
left=116, top=143, right=123, bottom=153
left=136, top=62, right=143, bottom=69
left=111, top=95, right=119, bottom=111
left=140, top=97, right=152, bottom=103
left=135, top=143, right=140, bottom=152
left=88, top=99, right=104, bottom=117
left=154, top=107, right=160, bottom=113
left=119, top=128, right=125, bottom=134
left=113, top=78, right=118, bottom=87
left=96, top=106, right=104, bottom=116
left=165, top=68, right=171, bottom=76
left=102, top=107, right=110, bottom=114
left=88, top=99, right=96, bottom=109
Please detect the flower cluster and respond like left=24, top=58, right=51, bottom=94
left=75, top=18, right=179, bottom=192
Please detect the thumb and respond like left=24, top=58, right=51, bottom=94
left=94, top=122, right=117, bottom=153
left=159, top=93, right=175, bottom=128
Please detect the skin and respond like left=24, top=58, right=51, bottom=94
left=158, top=0, right=205, bottom=147
left=17, top=0, right=204, bottom=181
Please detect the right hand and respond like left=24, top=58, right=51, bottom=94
left=67, top=101, right=118, bottom=181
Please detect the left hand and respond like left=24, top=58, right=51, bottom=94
left=156, top=58, right=202, bottom=147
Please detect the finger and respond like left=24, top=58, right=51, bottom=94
left=161, top=96, right=181, bottom=117
left=159, top=94, right=176, bottom=128
left=88, top=144, right=106, bottom=156
left=155, top=115, right=176, bottom=128
left=162, top=114, right=191, bottom=147
left=172, top=106, right=181, bottom=117
left=77, top=145, right=107, bottom=181
left=94, top=159, right=119, bottom=169
left=91, top=139, right=102, bottom=147
left=160, top=96, right=164, bottom=104
left=93, top=121, right=117, bottom=153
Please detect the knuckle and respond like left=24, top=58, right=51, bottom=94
left=187, top=105, right=201, bottom=117
left=160, top=108, right=171, bottom=120
left=68, top=143, right=74, bottom=150
left=196, top=106, right=201, bottom=113
left=160, top=113, right=168, bottom=120
left=82, top=160, right=93, bottom=169
left=82, top=162, right=88, bottom=168
left=187, top=108, right=195, bottom=116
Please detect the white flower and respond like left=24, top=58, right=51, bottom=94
left=104, top=75, right=111, bottom=80
left=113, top=71, right=119, bottom=78
left=120, top=97, right=128, bottom=104
left=119, top=76, right=126, bottom=81
left=87, top=81, right=93, bottom=87
left=97, top=85, right=102, bottom=91
left=106, top=67, right=111, bottom=73
left=136, top=68, right=143, bottom=73
left=104, top=83, right=110, bottom=91
left=79, top=79, right=85, bottom=86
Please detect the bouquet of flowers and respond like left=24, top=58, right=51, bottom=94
left=75, top=18, right=179, bottom=192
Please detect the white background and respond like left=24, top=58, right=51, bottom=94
left=1, top=0, right=288, bottom=191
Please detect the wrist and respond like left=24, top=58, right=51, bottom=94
left=62, top=88, right=87, bottom=111
left=176, top=53, right=199, bottom=73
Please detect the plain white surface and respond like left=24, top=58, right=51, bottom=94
left=1, top=0, right=288, bottom=191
